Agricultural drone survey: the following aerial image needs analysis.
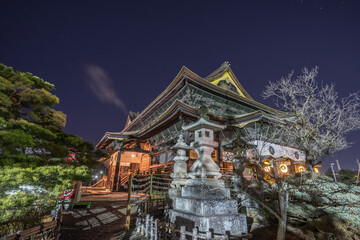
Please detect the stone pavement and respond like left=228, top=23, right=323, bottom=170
left=59, top=192, right=139, bottom=240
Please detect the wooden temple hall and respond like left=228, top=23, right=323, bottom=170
left=96, top=62, right=311, bottom=191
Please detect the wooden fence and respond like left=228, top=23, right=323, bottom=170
left=135, top=214, right=252, bottom=240
left=125, top=173, right=171, bottom=230
left=5, top=213, right=63, bottom=240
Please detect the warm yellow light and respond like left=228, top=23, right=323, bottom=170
left=131, top=154, right=135, bottom=158
left=264, top=166, right=271, bottom=172
left=314, top=168, right=320, bottom=174
left=279, top=163, right=288, bottom=173
left=298, top=165, right=306, bottom=173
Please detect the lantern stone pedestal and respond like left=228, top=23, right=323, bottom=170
left=169, top=118, right=248, bottom=236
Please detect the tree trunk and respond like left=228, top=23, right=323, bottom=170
left=305, top=153, right=314, bottom=174
left=277, top=220, right=286, bottom=240
left=276, top=188, right=288, bottom=240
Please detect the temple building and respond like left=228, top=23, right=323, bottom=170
left=96, top=62, right=311, bottom=191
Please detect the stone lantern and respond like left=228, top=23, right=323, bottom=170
left=169, top=118, right=247, bottom=236
left=182, top=118, right=225, bottom=179
left=169, top=133, right=192, bottom=197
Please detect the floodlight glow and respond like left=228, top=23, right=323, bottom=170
left=279, top=163, right=288, bottom=173
left=264, top=166, right=271, bottom=172
left=298, top=166, right=306, bottom=173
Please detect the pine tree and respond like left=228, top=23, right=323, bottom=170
left=0, top=64, right=98, bottom=235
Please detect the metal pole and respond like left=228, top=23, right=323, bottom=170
left=335, top=159, right=341, bottom=171
left=330, top=163, right=337, bottom=182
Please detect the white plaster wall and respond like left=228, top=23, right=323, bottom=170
left=249, top=140, right=306, bottom=162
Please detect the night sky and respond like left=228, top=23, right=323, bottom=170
left=1, top=1, right=360, bottom=171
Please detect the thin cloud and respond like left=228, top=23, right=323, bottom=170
left=84, top=64, right=128, bottom=116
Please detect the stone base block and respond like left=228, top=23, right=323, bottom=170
left=173, top=197, right=238, bottom=216
left=182, top=179, right=230, bottom=199
left=185, top=178, right=226, bottom=187
left=168, top=188, right=182, bottom=198
left=170, top=209, right=247, bottom=235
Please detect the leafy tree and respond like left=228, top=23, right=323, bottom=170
left=0, top=64, right=97, bottom=236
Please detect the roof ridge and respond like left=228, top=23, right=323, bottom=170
left=205, top=61, right=230, bottom=79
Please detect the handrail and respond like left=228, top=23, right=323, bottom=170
left=120, top=174, right=129, bottom=186
left=5, top=213, right=63, bottom=240
left=91, top=176, right=107, bottom=187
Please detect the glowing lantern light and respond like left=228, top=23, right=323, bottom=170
left=131, top=154, right=135, bottom=158
left=313, top=168, right=320, bottom=174
left=279, top=163, right=289, bottom=173
left=264, top=165, right=271, bottom=172
left=298, top=165, right=306, bottom=173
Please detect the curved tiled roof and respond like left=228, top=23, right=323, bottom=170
left=96, top=63, right=284, bottom=149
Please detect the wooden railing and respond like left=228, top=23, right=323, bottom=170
left=90, top=176, right=107, bottom=188
left=125, top=173, right=171, bottom=230
left=120, top=174, right=129, bottom=187
left=139, top=162, right=174, bottom=175
left=5, top=214, right=63, bottom=240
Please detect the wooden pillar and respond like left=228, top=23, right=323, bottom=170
left=149, top=174, right=153, bottom=212
left=72, top=180, right=82, bottom=205
left=112, top=151, right=122, bottom=192
left=125, top=173, right=133, bottom=231
left=106, top=164, right=112, bottom=188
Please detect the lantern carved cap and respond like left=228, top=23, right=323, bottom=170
left=182, top=118, right=226, bottom=132
left=171, top=133, right=192, bottom=150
